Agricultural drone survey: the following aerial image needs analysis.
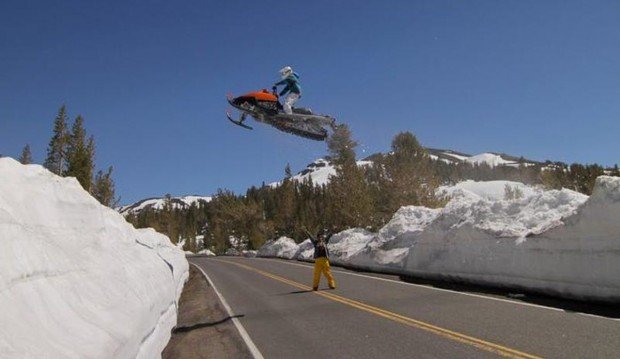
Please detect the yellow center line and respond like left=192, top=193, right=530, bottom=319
left=212, top=258, right=543, bottom=359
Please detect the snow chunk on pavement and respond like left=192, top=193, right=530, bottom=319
left=0, top=158, right=188, bottom=358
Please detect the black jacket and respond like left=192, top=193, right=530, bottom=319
left=305, top=230, right=333, bottom=259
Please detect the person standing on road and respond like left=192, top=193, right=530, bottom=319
left=304, top=228, right=336, bottom=291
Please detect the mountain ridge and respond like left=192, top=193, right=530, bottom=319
left=117, top=147, right=599, bottom=215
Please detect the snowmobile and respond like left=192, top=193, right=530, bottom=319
left=226, top=87, right=336, bottom=141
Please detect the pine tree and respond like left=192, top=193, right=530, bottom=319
left=66, top=116, right=95, bottom=191
left=541, top=162, right=569, bottom=190
left=285, top=163, right=293, bottom=179
left=327, top=124, right=357, bottom=166
left=273, top=167, right=295, bottom=236
left=161, top=194, right=180, bottom=243
left=380, top=132, right=444, bottom=214
left=19, top=144, right=33, bottom=164
left=325, top=124, right=374, bottom=230
left=582, top=164, right=604, bottom=195
left=44, top=105, right=70, bottom=175
left=93, top=166, right=120, bottom=207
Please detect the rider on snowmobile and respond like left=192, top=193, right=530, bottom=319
left=273, top=66, right=302, bottom=115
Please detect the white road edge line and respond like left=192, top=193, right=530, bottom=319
left=256, top=257, right=620, bottom=322
left=190, top=262, right=265, bottom=359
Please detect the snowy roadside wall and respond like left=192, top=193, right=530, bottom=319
left=0, top=158, right=189, bottom=358
left=257, top=237, right=299, bottom=259
left=257, top=179, right=620, bottom=302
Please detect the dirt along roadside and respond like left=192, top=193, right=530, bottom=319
left=163, top=262, right=252, bottom=358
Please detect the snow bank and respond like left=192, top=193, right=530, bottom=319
left=0, top=158, right=188, bottom=358
left=224, top=248, right=240, bottom=256
left=257, top=178, right=620, bottom=302
left=342, top=207, right=442, bottom=273
left=294, top=239, right=314, bottom=261
left=438, top=183, right=587, bottom=239
left=327, top=228, right=375, bottom=265
left=438, top=180, right=538, bottom=201
left=257, top=237, right=299, bottom=259
left=197, top=249, right=216, bottom=256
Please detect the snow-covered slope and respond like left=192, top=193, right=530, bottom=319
left=0, top=158, right=188, bottom=358
left=270, top=149, right=540, bottom=188
left=269, top=158, right=371, bottom=187
left=119, top=195, right=212, bottom=216
left=465, top=153, right=516, bottom=167
left=426, top=148, right=540, bottom=168
left=258, top=178, right=620, bottom=302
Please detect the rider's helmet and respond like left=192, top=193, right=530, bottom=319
left=279, top=66, right=293, bottom=79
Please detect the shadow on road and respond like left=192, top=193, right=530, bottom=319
left=173, top=314, right=245, bottom=333
left=399, top=275, right=620, bottom=319
left=280, top=289, right=314, bottom=295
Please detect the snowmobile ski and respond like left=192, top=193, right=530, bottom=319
left=226, top=111, right=253, bottom=130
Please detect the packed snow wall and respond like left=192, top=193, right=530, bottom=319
left=258, top=179, right=620, bottom=302
left=0, top=158, right=189, bottom=358
left=257, top=237, right=299, bottom=259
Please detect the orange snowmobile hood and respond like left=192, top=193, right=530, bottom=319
left=241, top=89, right=278, bottom=101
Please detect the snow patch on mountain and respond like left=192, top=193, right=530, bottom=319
left=119, top=195, right=212, bottom=216
left=439, top=151, right=470, bottom=162
left=0, top=158, right=188, bottom=358
left=118, top=147, right=544, bottom=212
left=269, top=159, right=372, bottom=187
left=270, top=149, right=541, bottom=189
left=465, top=153, right=516, bottom=167
left=426, top=148, right=543, bottom=168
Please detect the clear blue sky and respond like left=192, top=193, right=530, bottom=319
left=2, top=0, right=619, bottom=204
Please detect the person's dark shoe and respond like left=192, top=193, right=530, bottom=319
left=312, top=287, right=318, bottom=291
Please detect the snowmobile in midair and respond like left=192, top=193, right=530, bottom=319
left=226, top=87, right=336, bottom=141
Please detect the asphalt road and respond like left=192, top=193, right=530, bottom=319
left=190, top=257, right=620, bottom=359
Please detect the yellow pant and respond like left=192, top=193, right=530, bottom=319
left=313, top=257, right=336, bottom=289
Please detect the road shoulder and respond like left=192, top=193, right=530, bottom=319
left=162, top=263, right=252, bottom=358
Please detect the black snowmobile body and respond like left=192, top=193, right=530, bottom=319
left=226, top=89, right=335, bottom=141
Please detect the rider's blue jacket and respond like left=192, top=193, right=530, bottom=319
left=274, top=72, right=302, bottom=97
